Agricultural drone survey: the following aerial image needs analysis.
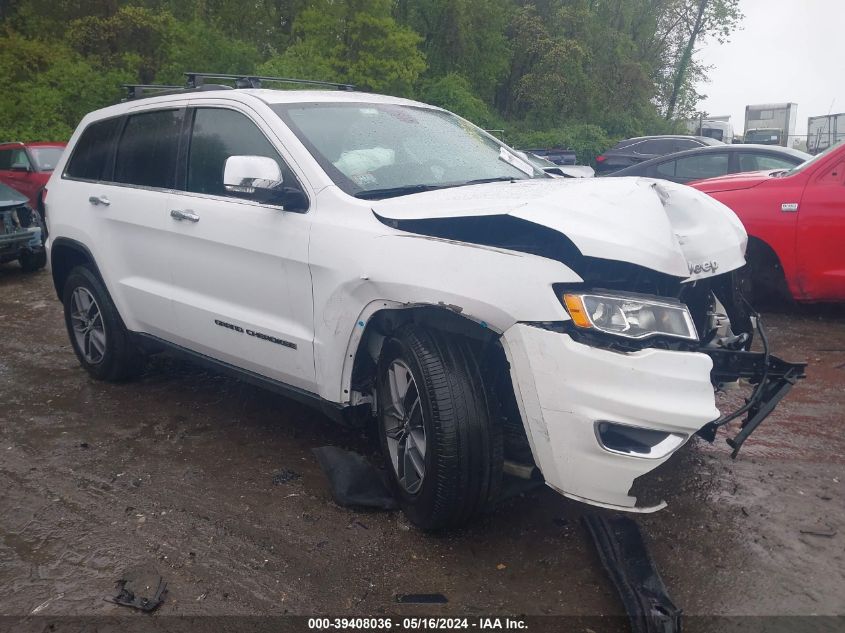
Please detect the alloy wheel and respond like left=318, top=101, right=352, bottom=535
left=383, top=359, right=427, bottom=494
left=69, top=287, right=107, bottom=364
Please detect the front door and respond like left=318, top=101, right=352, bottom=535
left=167, top=104, right=316, bottom=392
left=795, top=156, right=845, bottom=300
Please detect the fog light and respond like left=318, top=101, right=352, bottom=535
left=595, top=421, right=687, bottom=459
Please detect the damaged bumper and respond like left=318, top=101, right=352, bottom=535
left=501, top=323, right=805, bottom=512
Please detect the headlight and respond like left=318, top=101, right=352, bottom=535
left=561, top=292, right=698, bottom=341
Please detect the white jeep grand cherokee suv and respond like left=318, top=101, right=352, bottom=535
left=45, top=74, right=803, bottom=529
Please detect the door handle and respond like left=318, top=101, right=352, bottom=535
left=781, top=202, right=799, bottom=213
left=88, top=195, right=110, bottom=207
left=170, top=209, right=200, bottom=222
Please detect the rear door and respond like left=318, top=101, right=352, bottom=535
left=166, top=103, right=316, bottom=391
left=60, top=106, right=185, bottom=337
left=795, top=154, right=845, bottom=300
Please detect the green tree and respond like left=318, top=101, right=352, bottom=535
left=0, top=33, right=130, bottom=140
left=259, top=0, right=426, bottom=95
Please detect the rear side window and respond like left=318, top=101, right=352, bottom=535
left=65, top=118, right=121, bottom=181
left=114, top=109, right=182, bottom=189
left=0, top=149, right=12, bottom=169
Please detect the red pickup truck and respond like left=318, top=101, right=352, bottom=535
left=0, top=142, right=66, bottom=217
left=690, top=141, right=844, bottom=302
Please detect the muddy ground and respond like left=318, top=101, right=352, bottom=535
left=1, top=264, right=843, bottom=628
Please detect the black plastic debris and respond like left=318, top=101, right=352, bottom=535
left=272, top=469, right=302, bottom=485
left=108, top=565, right=167, bottom=613
left=583, top=514, right=681, bottom=633
left=396, top=593, right=448, bottom=604
left=312, top=446, right=398, bottom=510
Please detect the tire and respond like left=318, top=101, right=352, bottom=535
left=18, top=249, right=46, bottom=272
left=376, top=325, right=503, bottom=530
left=738, top=244, right=791, bottom=308
left=62, top=265, right=145, bottom=382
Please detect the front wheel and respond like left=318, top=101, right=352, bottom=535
left=376, top=326, right=502, bottom=530
left=62, top=265, right=145, bottom=381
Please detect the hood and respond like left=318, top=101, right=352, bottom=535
left=0, top=183, right=27, bottom=210
left=688, top=170, right=777, bottom=193
left=371, top=177, right=747, bottom=282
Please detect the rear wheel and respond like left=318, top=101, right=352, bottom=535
left=376, top=326, right=502, bottom=530
left=62, top=265, right=145, bottom=381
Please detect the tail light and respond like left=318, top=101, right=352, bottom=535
left=596, top=155, right=607, bottom=163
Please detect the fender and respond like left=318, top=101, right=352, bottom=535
left=49, top=237, right=106, bottom=299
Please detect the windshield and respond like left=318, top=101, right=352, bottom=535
left=28, top=147, right=64, bottom=171
left=785, top=139, right=844, bottom=176
left=272, top=103, right=538, bottom=199
left=744, top=130, right=781, bottom=144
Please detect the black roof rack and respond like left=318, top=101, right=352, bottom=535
left=122, top=73, right=356, bottom=101
left=184, top=72, right=355, bottom=91
left=122, top=84, right=185, bottom=101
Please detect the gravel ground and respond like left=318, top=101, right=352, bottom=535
left=1, top=264, right=843, bottom=629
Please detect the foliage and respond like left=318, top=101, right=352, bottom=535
left=260, top=0, right=426, bottom=95
left=0, top=0, right=743, bottom=155
left=507, top=124, right=614, bottom=165
left=420, top=74, right=500, bottom=129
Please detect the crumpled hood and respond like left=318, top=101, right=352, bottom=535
left=372, top=177, right=747, bottom=281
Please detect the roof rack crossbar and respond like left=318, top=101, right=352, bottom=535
left=123, top=84, right=185, bottom=100
left=184, top=72, right=355, bottom=92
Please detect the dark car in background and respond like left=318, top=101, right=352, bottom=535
left=595, top=135, right=722, bottom=174
left=523, top=147, right=577, bottom=165
left=606, top=144, right=810, bottom=184
left=0, top=141, right=66, bottom=217
left=0, top=182, right=46, bottom=272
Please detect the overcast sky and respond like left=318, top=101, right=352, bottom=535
left=696, top=0, right=845, bottom=136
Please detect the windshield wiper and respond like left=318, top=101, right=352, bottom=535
left=462, top=176, right=518, bottom=185
left=354, top=184, right=449, bottom=200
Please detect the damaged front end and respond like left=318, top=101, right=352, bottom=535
left=371, top=177, right=805, bottom=511
left=503, top=269, right=805, bottom=512
left=693, top=281, right=806, bottom=457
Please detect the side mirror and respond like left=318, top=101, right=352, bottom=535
left=224, top=155, right=283, bottom=193
left=223, top=155, right=307, bottom=211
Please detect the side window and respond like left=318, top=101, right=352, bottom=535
left=10, top=148, right=31, bottom=169
left=0, top=149, right=12, bottom=170
left=739, top=153, right=798, bottom=172
left=674, top=139, right=699, bottom=151
left=655, top=160, right=677, bottom=178
left=114, top=109, right=182, bottom=189
left=65, top=117, right=122, bottom=181
left=674, top=153, right=729, bottom=181
left=187, top=107, right=297, bottom=199
left=636, top=139, right=675, bottom=155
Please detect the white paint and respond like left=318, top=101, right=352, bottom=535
left=46, top=88, right=750, bottom=513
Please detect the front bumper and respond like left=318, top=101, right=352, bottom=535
left=501, top=323, right=805, bottom=512
left=0, top=226, right=42, bottom=255
left=502, top=324, right=720, bottom=511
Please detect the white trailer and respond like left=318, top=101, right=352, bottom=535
left=685, top=116, right=734, bottom=143
left=744, top=103, right=798, bottom=147
left=807, top=113, right=845, bottom=154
